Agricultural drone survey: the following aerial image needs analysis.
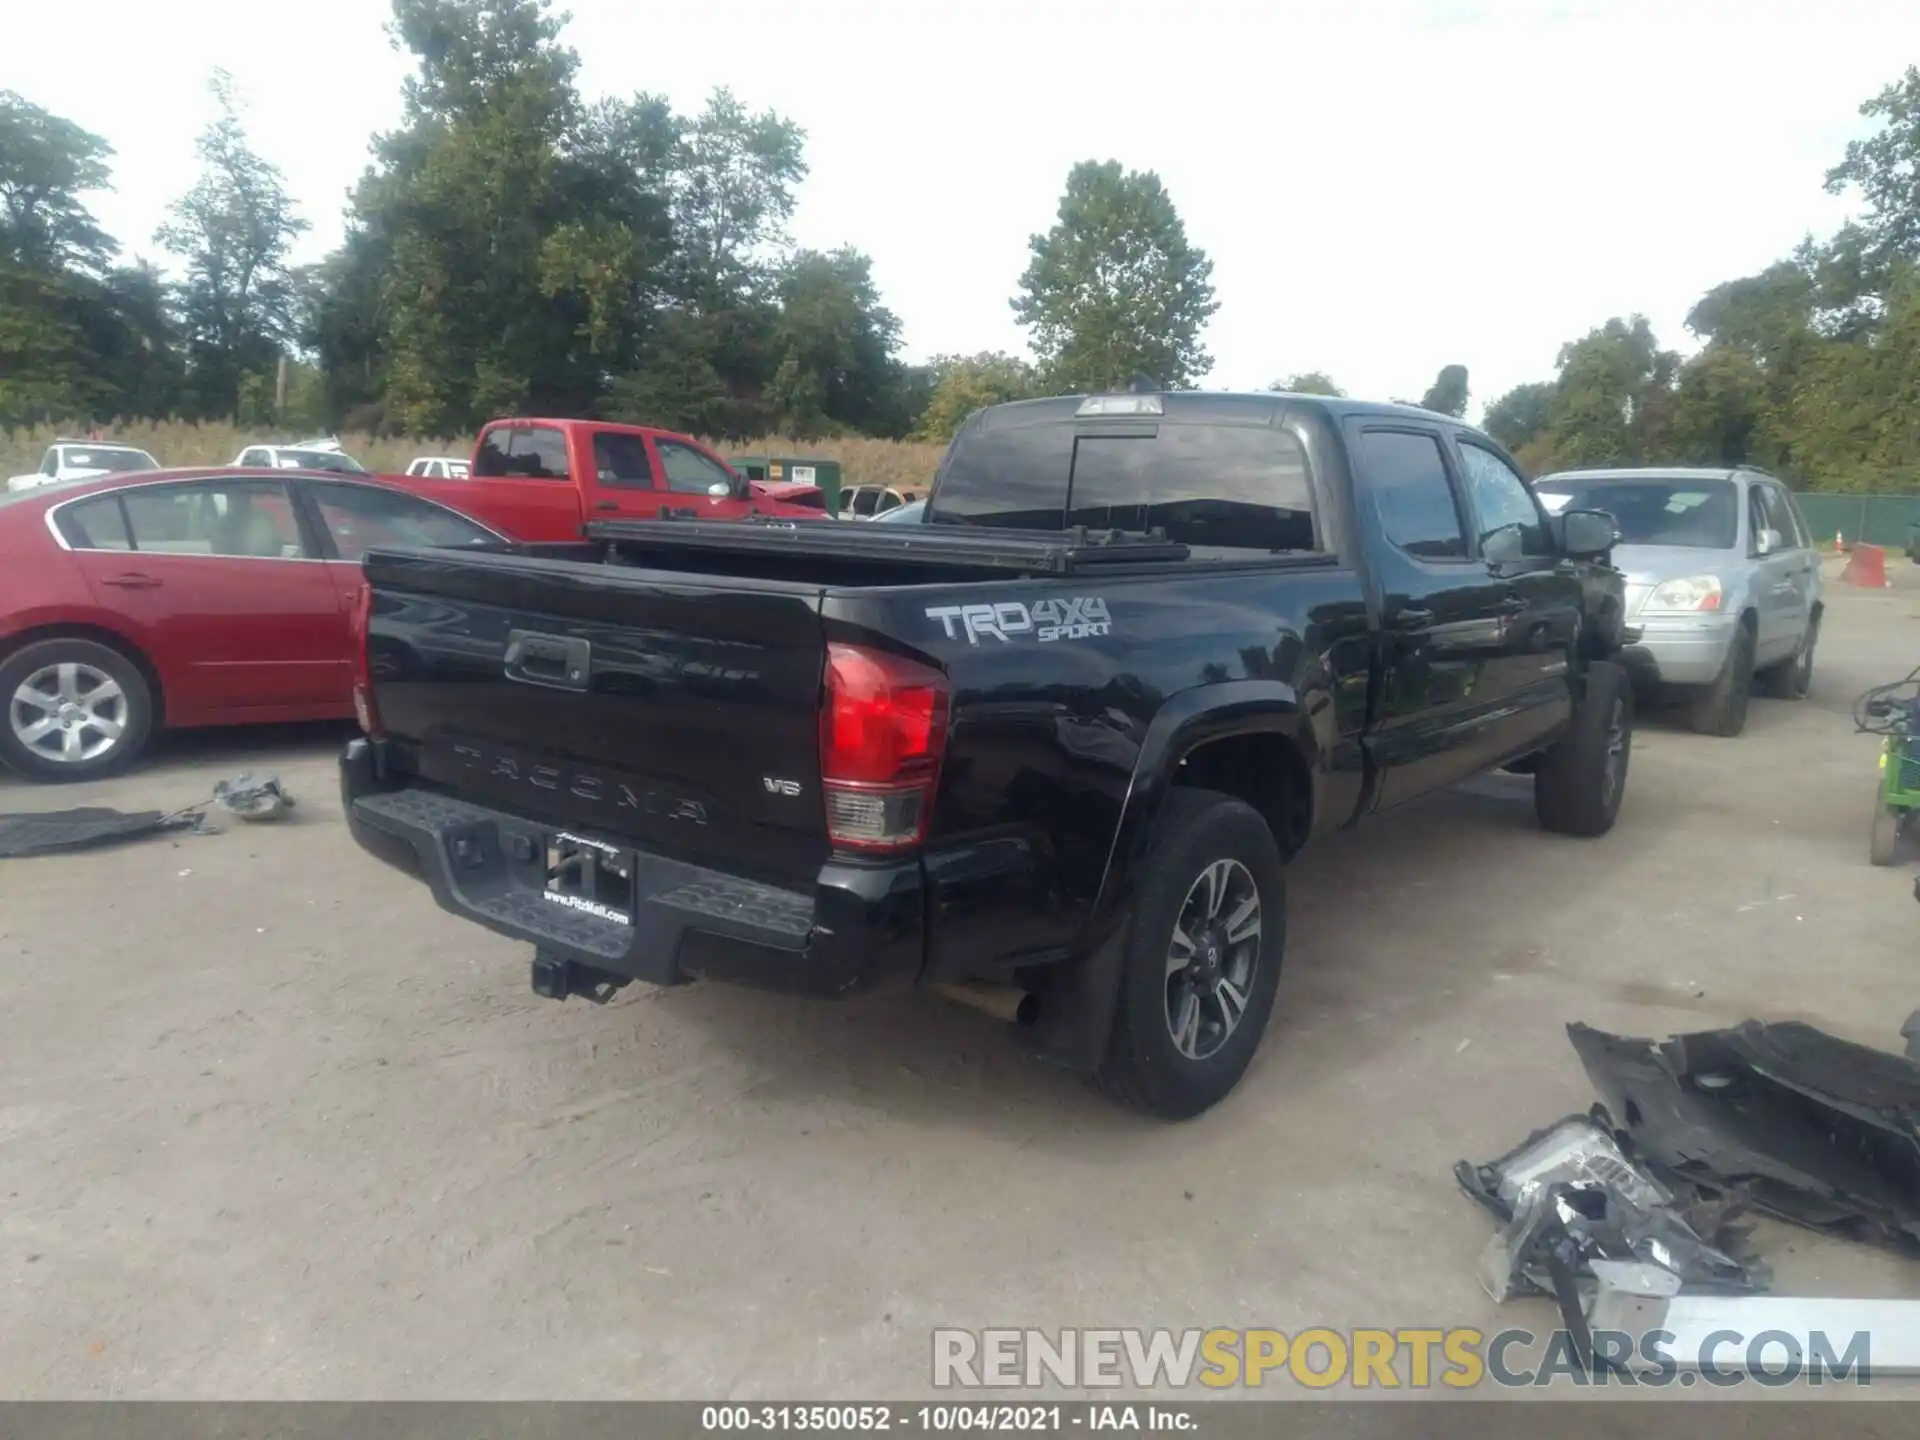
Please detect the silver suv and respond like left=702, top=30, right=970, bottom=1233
left=1534, top=466, right=1822, bottom=738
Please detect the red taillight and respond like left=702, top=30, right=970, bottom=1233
left=348, top=579, right=381, bottom=736
left=820, top=642, right=950, bottom=852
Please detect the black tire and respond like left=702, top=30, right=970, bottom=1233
left=1095, top=787, right=1286, bottom=1121
left=0, top=638, right=154, bottom=783
left=1758, top=610, right=1819, bottom=700
left=1535, top=660, right=1633, bottom=837
left=1872, top=792, right=1905, bottom=868
left=1688, top=622, right=1756, bottom=737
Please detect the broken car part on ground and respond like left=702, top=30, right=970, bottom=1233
left=1459, top=1016, right=1920, bottom=1373
left=0, top=772, right=295, bottom=859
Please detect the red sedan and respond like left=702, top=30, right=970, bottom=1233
left=0, top=468, right=508, bottom=782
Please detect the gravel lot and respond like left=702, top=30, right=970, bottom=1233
left=6, top=559, right=1920, bottom=1400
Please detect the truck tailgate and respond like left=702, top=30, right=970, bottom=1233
left=360, top=547, right=832, bottom=882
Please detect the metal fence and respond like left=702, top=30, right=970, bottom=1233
left=1793, top=493, right=1920, bottom=548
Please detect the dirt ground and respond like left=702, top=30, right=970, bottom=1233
left=6, top=560, right=1920, bottom=1400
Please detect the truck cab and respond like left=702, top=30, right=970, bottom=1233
left=413, top=419, right=826, bottom=542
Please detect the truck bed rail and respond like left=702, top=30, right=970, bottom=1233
left=585, top=516, right=1195, bottom=575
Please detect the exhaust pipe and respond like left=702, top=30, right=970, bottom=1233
left=934, top=981, right=1039, bottom=1027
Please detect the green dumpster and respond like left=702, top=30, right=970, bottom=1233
left=732, top=455, right=843, bottom=514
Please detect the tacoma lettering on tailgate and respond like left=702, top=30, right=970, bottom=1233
left=448, top=741, right=709, bottom=824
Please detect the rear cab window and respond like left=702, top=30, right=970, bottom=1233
left=929, top=400, right=1317, bottom=554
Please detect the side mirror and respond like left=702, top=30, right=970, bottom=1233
left=1483, top=523, right=1526, bottom=569
left=1755, top=527, right=1781, bottom=556
left=708, top=481, right=733, bottom=500
left=1560, top=508, right=1619, bottom=560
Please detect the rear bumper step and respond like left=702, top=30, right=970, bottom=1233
left=340, top=738, right=925, bottom=998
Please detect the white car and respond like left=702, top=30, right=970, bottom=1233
left=231, top=438, right=368, bottom=474
left=405, top=455, right=471, bottom=479
left=6, top=440, right=161, bottom=493
left=838, top=483, right=917, bottom=519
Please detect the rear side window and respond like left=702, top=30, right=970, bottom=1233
left=59, top=495, right=134, bottom=550
left=592, top=432, right=654, bottom=488
left=1360, top=430, right=1468, bottom=560
left=474, top=426, right=569, bottom=480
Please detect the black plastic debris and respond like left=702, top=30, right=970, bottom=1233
left=0, top=806, right=203, bottom=859
left=1455, top=1113, right=1768, bottom=1374
left=1570, top=1019, right=1920, bottom=1255
left=212, top=772, right=295, bottom=823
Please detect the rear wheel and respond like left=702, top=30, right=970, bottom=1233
left=0, top=638, right=154, bottom=782
left=1535, top=660, right=1632, bottom=837
left=1095, top=788, right=1285, bottom=1120
left=1689, top=623, right=1755, bottom=737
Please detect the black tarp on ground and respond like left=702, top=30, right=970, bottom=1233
left=1569, top=1019, right=1920, bottom=1254
left=0, top=806, right=199, bottom=859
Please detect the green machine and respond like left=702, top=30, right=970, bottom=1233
left=1860, top=669, right=1920, bottom=865
left=732, top=455, right=844, bottom=514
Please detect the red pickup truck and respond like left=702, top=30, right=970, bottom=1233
left=394, top=418, right=826, bottom=542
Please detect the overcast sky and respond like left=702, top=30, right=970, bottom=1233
left=5, top=0, right=1916, bottom=418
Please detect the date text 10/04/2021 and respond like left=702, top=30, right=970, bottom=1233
left=702, top=1406, right=1195, bottom=1432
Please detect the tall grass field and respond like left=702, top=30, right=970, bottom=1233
left=1, top=421, right=948, bottom=491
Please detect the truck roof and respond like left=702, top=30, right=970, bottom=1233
left=1536, top=466, right=1751, bottom=484
left=483, top=416, right=680, bottom=436
left=969, top=391, right=1472, bottom=430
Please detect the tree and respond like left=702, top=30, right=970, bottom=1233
left=1780, top=266, right=1920, bottom=491
left=668, top=87, right=807, bottom=312
left=334, top=0, right=606, bottom=431
left=1418, top=364, right=1469, bottom=417
left=914, top=352, right=1041, bottom=441
left=602, top=309, right=735, bottom=436
left=0, top=92, right=117, bottom=275
left=1482, top=381, right=1554, bottom=453
left=1267, top=371, right=1343, bottom=397
left=157, top=70, right=308, bottom=417
left=1540, top=316, right=1679, bottom=468
left=765, top=247, right=901, bottom=436
left=1662, top=347, right=1767, bottom=466
left=1013, top=160, right=1218, bottom=392
left=1823, top=66, right=1920, bottom=311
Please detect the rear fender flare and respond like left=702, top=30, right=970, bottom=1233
left=1028, top=683, right=1315, bottom=1074
left=1091, top=681, right=1318, bottom=927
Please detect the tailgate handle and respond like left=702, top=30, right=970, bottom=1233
left=503, top=630, right=591, bottom=692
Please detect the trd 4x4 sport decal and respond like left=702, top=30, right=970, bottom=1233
left=924, top=597, right=1112, bottom=645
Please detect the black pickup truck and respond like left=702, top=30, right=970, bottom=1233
left=341, top=391, right=1631, bottom=1118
